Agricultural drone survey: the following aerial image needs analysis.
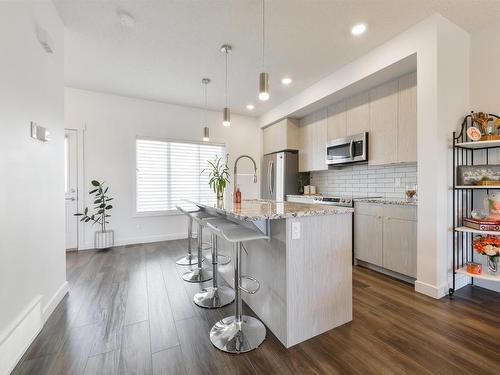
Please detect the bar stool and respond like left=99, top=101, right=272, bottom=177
left=182, top=211, right=216, bottom=283
left=175, top=205, right=204, bottom=266
left=207, top=224, right=267, bottom=353
left=193, top=218, right=238, bottom=308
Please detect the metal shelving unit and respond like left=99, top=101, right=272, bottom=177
left=451, top=112, right=500, bottom=297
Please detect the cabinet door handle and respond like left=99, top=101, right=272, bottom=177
left=385, top=217, right=391, bottom=220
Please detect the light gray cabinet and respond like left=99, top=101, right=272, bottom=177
left=354, top=202, right=417, bottom=278
left=298, top=109, right=327, bottom=172
left=327, top=100, right=347, bottom=140
left=369, top=80, right=398, bottom=165
left=397, top=72, right=417, bottom=163
left=354, top=213, right=383, bottom=267
left=346, top=92, right=370, bottom=135
left=263, top=118, right=300, bottom=155
left=383, top=216, right=417, bottom=277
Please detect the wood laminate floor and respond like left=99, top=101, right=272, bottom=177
left=12, top=239, right=500, bottom=375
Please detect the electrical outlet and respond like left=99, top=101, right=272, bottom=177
left=292, top=222, right=301, bottom=240
left=395, top=177, right=401, bottom=187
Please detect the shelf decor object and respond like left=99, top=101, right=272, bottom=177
left=451, top=111, right=500, bottom=296
left=457, top=165, right=500, bottom=186
left=473, top=236, right=500, bottom=275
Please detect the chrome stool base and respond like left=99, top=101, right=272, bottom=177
left=182, top=267, right=213, bottom=283
left=193, top=286, right=235, bottom=309
left=175, top=254, right=205, bottom=266
left=210, top=315, right=266, bottom=354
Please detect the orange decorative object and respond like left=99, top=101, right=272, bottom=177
left=466, top=262, right=482, bottom=275
left=473, top=235, right=500, bottom=257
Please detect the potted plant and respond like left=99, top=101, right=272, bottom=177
left=204, top=155, right=230, bottom=202
left=75, top=180, right=114, bottom=249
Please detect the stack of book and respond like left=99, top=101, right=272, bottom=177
left=463, top=217, right=500, bottom=231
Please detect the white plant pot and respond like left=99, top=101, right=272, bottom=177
left=94, top=230, right=114, bottom=249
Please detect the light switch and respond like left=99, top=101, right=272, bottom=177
left=292, top=222, right=301, bottom=240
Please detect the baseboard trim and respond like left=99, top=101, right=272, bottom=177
left=414, top=279, right=448, bottom=299
left=42, top=281, right=69, bottom=324
left=79, top=232, right=188, bottom=250
left=0, top=296, right=42, bottom=375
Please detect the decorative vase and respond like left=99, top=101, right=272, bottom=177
left=487, top=255, right=499, bottom=275
left=95, top=230, right=114, bottom=249
left=216, top=185, right=224, bottom=201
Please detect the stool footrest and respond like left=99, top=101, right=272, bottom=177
left=240, top=275, right=260, bottom=294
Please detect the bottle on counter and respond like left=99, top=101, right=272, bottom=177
left=235, top=185, right=242, bottom=203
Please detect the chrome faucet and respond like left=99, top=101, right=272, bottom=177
left=233, top=155, right=258, bottom=197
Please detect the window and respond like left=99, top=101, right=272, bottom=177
left=136, top=138, right=225, bottom=213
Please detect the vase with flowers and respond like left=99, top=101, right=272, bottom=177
left=473, top=235, right=500, bottom=275
left=204, top=155, right=230, bottom=203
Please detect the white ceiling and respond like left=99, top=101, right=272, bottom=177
left=54, top=0, right=500, bottom=117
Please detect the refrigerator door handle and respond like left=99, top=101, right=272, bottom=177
left=270, top=161, right=274, bottom=195
left=267, top=161, right=272, bottom=195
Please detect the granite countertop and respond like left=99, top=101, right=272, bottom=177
left=356, top=198, right=418, bottom=206
left=187, top=199, right=354, bottom=221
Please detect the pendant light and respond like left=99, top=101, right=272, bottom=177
left=202, top=78, right=210, bottom=142
left=221, top=44, right=232, bottom=127
left=258, top=0, right=270, bottom=101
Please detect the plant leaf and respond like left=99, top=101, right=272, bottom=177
left=91, top=180, right=100, bottom=187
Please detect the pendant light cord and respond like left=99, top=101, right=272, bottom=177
left=262, top=0, right=265, bottom=69
left=204, top=81, right=208, bottom=125
left=225, top=50, right=228, bottom=107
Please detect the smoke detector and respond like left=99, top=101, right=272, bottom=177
left=117, top=10, right=135, bottom=28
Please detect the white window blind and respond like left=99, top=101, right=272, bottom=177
left=136, top=138, right=225, bottom=213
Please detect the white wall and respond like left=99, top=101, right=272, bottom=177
left=64, top=88, right=261, bottom=249
left=0, top=2, right=66, bottom=374
left=469, top=23, right=500, bottom=293
left=260, top=14, right=470, bottom=299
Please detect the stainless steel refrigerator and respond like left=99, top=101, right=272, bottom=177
left=261, top=151, right=299, bottom=201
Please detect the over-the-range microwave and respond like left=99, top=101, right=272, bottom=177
left=326, top=132, right=368, bottom=166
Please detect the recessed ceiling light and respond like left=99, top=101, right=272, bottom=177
left=117, top=10, right=135, bottom=28
left=281, top=77, right=292, bottom=85
left=351, top=23, right=366, bottom=36
left=246, top=104, right=255, bottom=110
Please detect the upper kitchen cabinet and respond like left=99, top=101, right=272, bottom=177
left=327, top=100, right=347, bottom=140
left=346, top=92, right=370, bottom=135
left=298, top=109, right=327, bottom=172
left=262, top=118, right=300, bottom=155
left=397, top=72, right=417, bottom=163
left=369, top=80, right=399, bottom=165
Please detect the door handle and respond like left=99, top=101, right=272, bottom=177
left=267, top=161, right=272, bottom=195
left=65, top=197, right=76, bottom=201
left=270, top=161, right=274, bottom=195
left=349, top=139, right=354, bottom=159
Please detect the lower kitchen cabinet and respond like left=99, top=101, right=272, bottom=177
left=382, top=216, right=417, bottom=277
left=354, top=212, right=383, bottom=267
left=354, top=202, right=417, bottom=278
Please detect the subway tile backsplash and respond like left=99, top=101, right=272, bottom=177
left=310, top=163, right=417, bottom=199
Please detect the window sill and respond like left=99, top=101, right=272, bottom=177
left=133, top=210, right=182, bottom=218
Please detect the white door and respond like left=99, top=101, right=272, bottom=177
left=65, top=129, right=78, bottom=250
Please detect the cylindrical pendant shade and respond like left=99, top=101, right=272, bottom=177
left=259, top=72, right=270, bottom=101
left=223, top=107, right=231, bottom=127
left=203, top=126, right=210, bottom=142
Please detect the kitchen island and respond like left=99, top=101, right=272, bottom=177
left=189, top=199, right=353, bottom=348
